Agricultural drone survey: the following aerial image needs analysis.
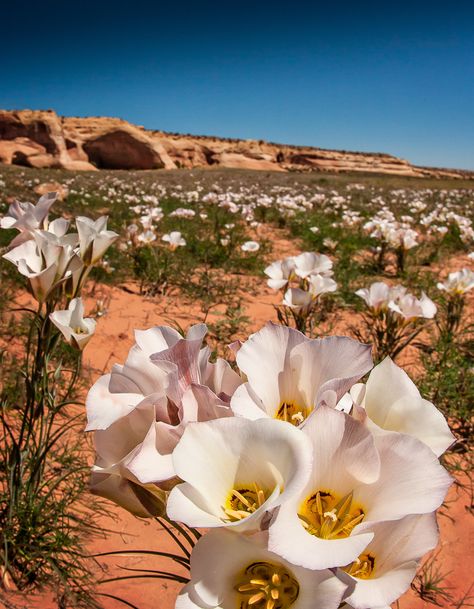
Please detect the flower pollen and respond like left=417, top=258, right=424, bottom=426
left=275, top=401, right=309, bottom=427
left=298, top=490, right=365, bottom=539
left=235, top=561, right=299, bottom=609
left=343, top=553, right=376, bottom=579
left=224, top=483, right=271, bottom=522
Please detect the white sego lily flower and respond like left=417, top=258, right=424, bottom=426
left=293, top=252, right=333, bottom=279
left=388, top=291, right=437, bottom=320
left=268, top=406, right=451, bottom=570
left=177, top=529, right=348, bottom=609
left=86, top=324, right=241, bottom=507
left=350, top=357, right=455, bottom=457
left=264, top=257, right=295, bottom=290
left=76, top=215, right=118, bottom=264
left=231, top=322, right=373, bottom=427
left=0, top=192, right=57, bottom=247
left=50, top=298, right=96, bottom=350
left=166, top=417, right=313, bottom=532
left=3, top=230, right=81, bottom=302
left=355, top=282, right=391, bottom=310
left=437, top=268, right=474, bottom=295
left=339, top=514, right=439, bottom=609
left=162, top=231, right=186, bottom=249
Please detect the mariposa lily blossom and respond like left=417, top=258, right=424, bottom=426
left=3, top=230, right=82, bottom=302
left=437, top=268, right=474, bottom=294
left=0, top=192, right=57, bottom=246
left=177, top=529, right=348, bottom=609
left=349, top=357, right=455, bottom=457
left=268, top=406, right=451, bottom=570
left=293, top=252, right=333, bottom=279
left=49, top=297, right=96, bottom=350
left=339, top=514, right=439, bottom=609
left=76, top=215, right=119, bottom=265
left=166, top=417, right=313, bottom=532
left=264, top=257, right=295, bottom=290
left=231, top=323, right=373, bottom=427
left=162, top=231, right=186, bottom=249
left=86, top=324, right=242, bottom=509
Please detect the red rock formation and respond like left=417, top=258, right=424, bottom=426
left=0, top=109, right=471, bottom=178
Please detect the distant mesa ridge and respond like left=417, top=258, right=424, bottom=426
left=0, top=109, right=471, bottom=179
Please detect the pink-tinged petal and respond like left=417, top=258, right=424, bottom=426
left=134, top=325, right=182, bottom=354
left=150, top=334, right=205, bottom=401
left=90, top=471, right=159, bottom=518
left=85, top=374, right=142, bottom=431
left=125, top=422, right=177, bottom=484
left=93, top=401, right=155, bottom=465
left=181, top=384, right=233, bottom=424
left=201, top=358, right=242, bottom=401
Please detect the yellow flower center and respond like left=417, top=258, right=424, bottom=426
left=235, top=561, right=299, bottom=609
left=298, top=490, right=365, bottom=539
left=224, top=483, right=271, bottom=522
left=275, top=401, right=310, bottom=426
left=343, top=553, right=376, bottom=579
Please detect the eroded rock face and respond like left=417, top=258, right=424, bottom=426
left=0, top=109, right=470, bottom=178
left=83, top=130, right=164, bottom=169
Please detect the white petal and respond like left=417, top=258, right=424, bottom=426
left=85, top=374, right=142, bottom=431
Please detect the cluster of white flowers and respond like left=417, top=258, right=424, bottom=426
left=364, top=209, right=419, bottom=252
left=265, top=253, right=337, bottom=315
left=1, top=193, right=118, bottom=349
left=86, top=322, right=454, bottom=609
left=356, top=282, right=437, bottom=321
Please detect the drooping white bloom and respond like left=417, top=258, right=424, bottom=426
left=231, top=323, right=373, bottom=427
left=177, top=529, right=348, bottom=609
left=293, top=252, right=333, bottom=279
left=268, top=406, right=451, bottom=570
left=50, top=298, right=96, bottom=350
left=167, top=417, right=312, bottom=531
left=264, top=257, right=296, bottom=290
left=388, top=291, right=437, bottom=320
left=241, top=240, right=260, bottom=252
left=162, top=231, right=186, bottom=249
left=86, top=324, right=242, bottom=507
left=437, top=268, right=474, bottom=295
left=0, top=192, right=57, bottom=247
left=340, top=514, right=439, bottom=609
left=350, top=358, right=454, bottom=457
left=76, top=215, right=119, bottom=265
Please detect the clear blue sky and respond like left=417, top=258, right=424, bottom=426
left=2, top=0, right=474, bottom=169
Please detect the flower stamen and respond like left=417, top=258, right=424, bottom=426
left=224, top=483, right=270, bottom=522
left=299, top=490, right=365, bottom=539
left=235, top=562, right=299, bottom=609
left=343, top=553, right=376, bottom=579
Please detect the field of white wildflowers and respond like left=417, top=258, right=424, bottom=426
left=0, top=166, right=472, bottom=609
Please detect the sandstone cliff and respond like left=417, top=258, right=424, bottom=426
left=0, top=109, right=470, bottom=179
